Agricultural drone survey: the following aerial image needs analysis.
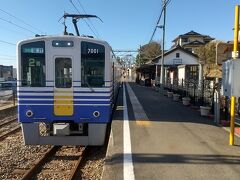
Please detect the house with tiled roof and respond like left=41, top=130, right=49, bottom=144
left=136, top=45, right=199, bottom=85
left=172, top=30, right=214, bottom=52
left=136, top=31, right=215, bottom=86
left=154, top=45, right=199, bottom=82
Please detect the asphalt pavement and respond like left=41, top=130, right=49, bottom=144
left=102, top=82, right=240, bottom=180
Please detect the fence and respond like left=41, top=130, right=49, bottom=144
left=164, top=78, right=215, bottom=107
left=163, top=78, right=240, bottom=125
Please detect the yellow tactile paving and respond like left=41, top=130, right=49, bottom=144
left=135, top=119, right=151, bottom=126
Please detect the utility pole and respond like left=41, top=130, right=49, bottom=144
left=160, top=0, right=166, bottom=91
left=229, top=5, right=239, bottom=146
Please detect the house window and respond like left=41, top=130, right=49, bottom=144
left=176, top=53, right=180, bottom=58
left=186, top=48, right=192, bottom=52
left=182, top=38, right=188, bottom=42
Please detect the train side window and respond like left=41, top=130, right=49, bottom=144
left=21, top=41, right=46, bottom=87
left=55, top=58, right=72, bottom=88
left=81, top=41, right=105, bottom=87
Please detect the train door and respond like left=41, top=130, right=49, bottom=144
left=54, top=57, right=74, bottom=116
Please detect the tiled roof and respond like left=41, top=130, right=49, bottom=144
left=183, top=30, right=202, bottom=36
left=172, top=30, right=214, bottom=42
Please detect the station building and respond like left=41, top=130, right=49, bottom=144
left=136, top=31, right=215, bottom=86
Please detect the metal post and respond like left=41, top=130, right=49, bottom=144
left=229, top=5, right=239, bottom=146
left=13, top=90, right=15, bottom=106
left=214, top=42, right=221, bottom=124
left=155, top=65, right=158, bottom=90
left=160, top=0, right=166, bottom=92
left=198, top=62, right=203, bottom=90
left=214, top=87, right=220, bottom=124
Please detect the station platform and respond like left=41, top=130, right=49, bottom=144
left=102, top=82, right=240, bottom=180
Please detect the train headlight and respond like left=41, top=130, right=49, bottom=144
left=26, top=110, right=34, bottom=117
left=93, top=111, right=100, bottom=118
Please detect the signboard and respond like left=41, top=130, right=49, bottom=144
left=173, top=58, right=182, bottom=65
left=22, top=47, right=44, bottom=54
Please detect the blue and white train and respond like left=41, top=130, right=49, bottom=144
left=17, top=35, right=122, bottom=145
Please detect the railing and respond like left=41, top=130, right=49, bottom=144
left=164, top=78, right=215, bottom=107
left=164, top=78, right=240, bottom=124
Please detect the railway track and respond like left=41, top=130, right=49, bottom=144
left=16, top=146, right=88, bottom=180
left=0, top=118, right=17, bottom=128
left=0, top=117, right=20, bottom=141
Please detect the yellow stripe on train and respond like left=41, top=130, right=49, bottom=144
left=54, top=94, right=73, bottom=116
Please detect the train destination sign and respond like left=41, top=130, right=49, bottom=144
left=22, top=47, right=44, bottom=54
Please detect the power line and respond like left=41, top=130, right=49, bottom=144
left=0, top=8, right=45, bottom=34
left=69, top=0, right=100, bottom=38
left=149, top=0, right=171, bottom=43
left=76, top=0, right=101, bottom=38
left=0, top=40, right=16, bottom=46
left=0, top=57, right=15, bottom=61
left=0, top=54, right=15, bottom=57
left=114, top=50, right=138, bottom=53
left=0, top=17, right=37, bottom=35
left=0, top=53, right=16, bottom=61
left=0, top=24, right=30, bottom=37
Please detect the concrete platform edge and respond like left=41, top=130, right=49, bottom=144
left=101, top=128, right=114, bottom=180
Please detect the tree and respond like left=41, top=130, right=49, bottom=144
left=193, top=41, right=220, bottom=76
left=194, top=41, right=218, bottom=64
left=136, top=41, right=161, bottom=66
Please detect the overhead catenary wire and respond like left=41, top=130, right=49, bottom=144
left=148, top=0, right=171, bottom=44
left=0, top=24, right=30, bottom=37
left=76, top=0, right=101, bottom=38
left=0, top=54, right=15, bottom=57
left=0, top=53, right=16, bottom=62
left=0, top=8, right=45, bottom=34
left=0, top=58, right=15, bottom=61
left=69, top=0, right=100, bottom=39
left=0, top=17, right=37, bottom=35
left=0, top=39, right=16, bottom=46
left=0, top=53, right=16, bottom=61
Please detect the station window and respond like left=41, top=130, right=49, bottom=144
left=81, top=41, right=105, bottom=87
left=189, top=66, right=198, bottom=79
left=55, top=58, right=72, bottom=88
left=21, top=41, right=46, bottom=87
left=176, top=53, right=180, bottom=58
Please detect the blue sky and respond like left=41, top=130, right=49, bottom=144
left=0, top=0, right=239, bottom=67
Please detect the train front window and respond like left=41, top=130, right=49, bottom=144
left=81, top=41, right=105, bottom=87
left=21, top=41, right=46, bottom=87
left=55, top=58, right=72, bottom=88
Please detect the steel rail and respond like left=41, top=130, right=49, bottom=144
left=21, top=146, right=60, bottom=180
left=0, top=118, right=17, bottom=128
left=0, top=126, right=21, bottom=141
left=68, top=146, right=88, bottom=180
